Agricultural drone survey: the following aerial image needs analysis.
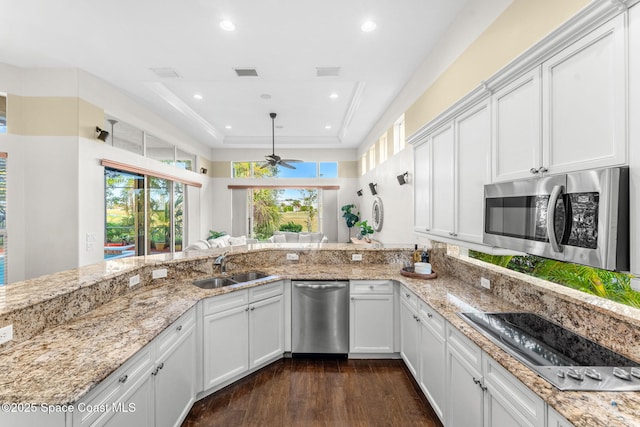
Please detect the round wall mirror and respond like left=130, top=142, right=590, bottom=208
left=372, top=196, right=384, bottom=232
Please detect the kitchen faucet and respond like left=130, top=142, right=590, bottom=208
left=214, top=251, right=229, bottom=273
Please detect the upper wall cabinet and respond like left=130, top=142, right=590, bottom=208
left=414, top=101, right=491, bottom=244
left=629, top=3, right=640, bottom=288
left=492, top=68, right=542, bottom=182
left=492, top=14, right=626, bottom=182
left=542, top=14, right=626, bottom=174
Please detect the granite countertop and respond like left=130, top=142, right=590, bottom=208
left=0, top=263, right=638, bottom=426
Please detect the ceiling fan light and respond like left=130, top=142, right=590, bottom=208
left=220, top=19, right=236, bottom=31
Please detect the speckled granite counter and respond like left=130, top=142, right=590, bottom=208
left=0, top=245, right=639, bottom=426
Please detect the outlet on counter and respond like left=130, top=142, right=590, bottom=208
left=0, top=324, right=13, bottom=345
left=351, top=253, right=363, bottom=261
left=480, top=277, right=491, bottom=289
left=152, top=268, right=168, bottom=279
left=286, top=253, right=299, bottom=261
left=129, top=274, right=140, bottom=287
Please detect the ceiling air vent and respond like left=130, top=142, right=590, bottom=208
left=316, top=67, right=341, bottom=77
left=235, top=68, right=259, bottom=77
left=149, top=67, right=181, bottom=78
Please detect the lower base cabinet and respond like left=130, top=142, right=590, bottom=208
left=349, top=280, right=395, bottom=354
left=202, top=281, right=284, bottom=392
left=75, top=307, right=197, bottom=427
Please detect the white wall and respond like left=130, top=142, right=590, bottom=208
left=356, top=146, right=414, bottom=244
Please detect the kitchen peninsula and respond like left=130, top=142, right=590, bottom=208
left=0, top=243, right=639, bottom=427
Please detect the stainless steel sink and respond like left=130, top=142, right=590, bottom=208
left=458, top=312, right=640, bottom=391
left=192, top=277, right=237, bottom=289
left=192, top=271, right=270, bottom=289
left=230, top=271, right=269, bottom=282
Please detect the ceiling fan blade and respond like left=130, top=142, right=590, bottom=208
left=257, top=162, right=271, bottom=169
left=279, top=161, right=297, bottom=170
left=280, top=159, right=302, bottom=163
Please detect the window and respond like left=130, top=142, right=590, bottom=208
left=361, top=154, right=367, bottom=176
left=378, top=133, right=388, bottom=164
left=0, top=154, right=6, bottom=284
left=393, top=115, right=406, bottom=154
left=231, top=161, right=338, bottom=178
left=104, top=168, right=187, bottom=259
left=104, top=115, right=197, bottom=173
left=250, top=188, right=321, bottom=240
left=368, top=146, right=376, bottom=171
left=0, top=94, right=6, bottom=134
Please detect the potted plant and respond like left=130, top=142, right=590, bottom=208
left=355, top=220, right=375, bottom=242
left=341, top=204, right=360, bottom=241
left=208, top=230, right=227, bottom=240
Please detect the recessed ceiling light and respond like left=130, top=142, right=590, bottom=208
left=193, top=93, right=203, bottom=100
left=329, top=92, right=339, bottom=99
left=260, top=93, right=272, bottom=100
left=220, top=19, right=236, bottom=31
left=361, top=20, right=377, bottom=32
left=325, top=124, right=332, bottom=130
left=225, top=125, right=232, bottom=130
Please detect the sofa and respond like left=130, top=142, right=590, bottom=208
left=267, top=231, right=328, bottom=244
left=183, top=235, right=257, bottom=251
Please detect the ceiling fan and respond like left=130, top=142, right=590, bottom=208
left=260, top=112, right=302, bottom=170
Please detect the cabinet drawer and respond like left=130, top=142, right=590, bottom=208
left=350, top=280, right=393, bottom=294
left=156, top=307, right=196, bottom=359
left=73, top=346, right=153, bottom=426
left=203, top=290, right=249, bottom=316
left=418, top=303, right=445, bottom=339
left=249, top=281, right=283, bottom=302
left=447, top=325, right=482, bottom=372
left=399, top=286, right=418, bottom=312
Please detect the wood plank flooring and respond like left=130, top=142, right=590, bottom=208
left=182, top=358, right=444, bottom=427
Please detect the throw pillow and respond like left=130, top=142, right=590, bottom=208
left=228, top=235, right=247, bottom=246
left=298, top=233, right=312, bottom=243
left=273, top=234, right=286, bottom=243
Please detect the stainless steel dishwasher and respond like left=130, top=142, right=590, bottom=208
left=292, top=280, right=349, bottom=355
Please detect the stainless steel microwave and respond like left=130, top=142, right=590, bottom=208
left=483, top=167, right=629, bottom=271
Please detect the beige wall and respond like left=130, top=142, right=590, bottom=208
left=405, top=0, right=590, bottom=136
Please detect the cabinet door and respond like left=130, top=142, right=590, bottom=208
left=413, top=140, right=431, bottom=234
left=350, top=293, right=394, bottom=353
left=430, top=124, right=455, bottom=238
left=249, top=294, right=284, bottom=369
left=455, top=101, right=491, bottom=243
left=203, top=304, right=249, bottom=389
left=399, top=295, right=419, bottom=378
left=548, top=407, right=574, bottom=427
left=105, top=373, right=154, bottom=427
left=446, top=327, right=484, bottom=427
left=542, top=14, right=626, bottom=174
left=629, top=3, right=640, bottom=290
left=492, top=68, right=542, bottom=182
left=154, top=321, right=196, bottom=427
left=418, top=307, right=446, bottom=423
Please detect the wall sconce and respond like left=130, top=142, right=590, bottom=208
left=369, top=182, right=378, bottom=195
left=356, top=189, right=363, bottom=197
left=397, top=172, right=409, bottom=185
left=95, top=127, right=109, bottom=142
left=200, top=167, right=208, bottom=175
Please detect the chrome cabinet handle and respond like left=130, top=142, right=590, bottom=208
left=369, top=285, right=374, bottom=290
left=119, top=374, right=128, bottom=383
left=176, top=325, right=183, bottom=332
left=427, top=313, right=433, bottom=319
left=405, top=293, right=410, bottom=298
left=245, top=307, right=249, bottom=312
left=250, top=306, right=255, bottom=311
left=539, top=166, right=548, bottom=173
left=530, top=167, right=539, bottom=174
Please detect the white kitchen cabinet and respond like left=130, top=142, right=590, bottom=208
left=430, top=124, right=455, bottom=238
left=349, top=280, right=395, bottom=354
left=446, top=325, right=484, bottom=427
left=542, top=14, right=626, bottom=175
left=455, top=101, right=491, bottom=243
left=412, top=101, right=491, bottom=244
left=399, top=287, right=419, bottom=377
left=483, top=356, right=545, bottom=427
left=249, top=293, right=284, bottom=368
left=202, top=281, right=284, bottom=392
left=492, top=68, right=542, bottom=182
left=153, top=309, right=197, bottom=427
left=417, top=302, right=446, bottom=423
left=413, top=140, right=431, bottom=234
left=548, top=407, right=574, bottom=427
left=629, top=3, right=640, bottom=291
left=492, top=15, right=626, bottom=183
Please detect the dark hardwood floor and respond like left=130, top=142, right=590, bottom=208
left=182, top=358, right=444, bottom=427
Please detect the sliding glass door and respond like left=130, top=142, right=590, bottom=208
left=105, top=168, right=186, bottom=259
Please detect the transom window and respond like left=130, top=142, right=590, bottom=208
left=232, top=162, right=338, bottom=178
